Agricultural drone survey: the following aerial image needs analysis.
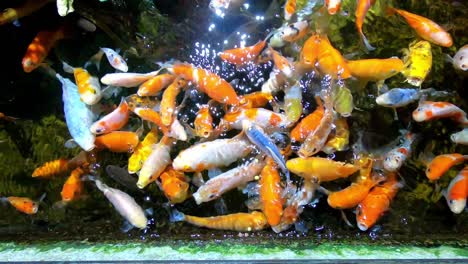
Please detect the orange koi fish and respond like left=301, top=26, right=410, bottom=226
left=260, top=158, right=283, bottom=226
left=172, top=210, right=268, bottom=231
left=356, top=173, right=400, bottom=231
left=219, top=40, right=266, bottom=66
left=443, top=166, right=468, bottom=214
left=61, top=167, right=85, bottom=202
left=0, top=112, right=18, bottom=122
left=387, top=7, right=452, bottom=47
left=137, top=73, right=176, bottom=97
left=222, top=108, right=291, bottom=131
left=412, top=101, right=468, bottom=125
left=347, top=58, right=404, bottom=83
left=314, top=34, right=351, bottom=79
left=161, top=78, right=187, bottom=126
left=286, top=157, right=359, bottom=182
left=194, top=105, right=214, bottom=138
left=32, top=159, right=69, bottom=178
left=167, top=63, right=240, bottom=105
left=132, top=107, right=168, bottom=135
left=326, top=0, right=342, bottom=15
left=1, top=196, right=43, bottom=215
left=0, top=0, right=52, bottom=26
left=159, top=166, right=190, bottom=204
left=62, top=62, right=102, bottom=105
left=291, top=96, right=324, bottom=143
left=284, top=0, right=296, bottom=21
left=239, top=92, right=273, bottom=109
left=355, top=0, right=376, bottom=51
left=90, top=98, right=129, bottom=134
left=22, top=26, right=67, bottom=72
left=94, top=131, right=140, bottom=153
left=426, top=153, right=468, bottom=181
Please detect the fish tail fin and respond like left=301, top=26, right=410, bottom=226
left=84, top=49, right=104, bottom=71
left=169, top=208, right=185, bottom=222
left=359, top=31, right=376, bottom=52
left=62, top=61, right=75, bottom=74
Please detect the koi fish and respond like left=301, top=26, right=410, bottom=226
left=22, top=26, right=67, bottom=72
left=32, top=158, right=69, bottom=178
left=239, top=92, right=273, bottom=109
left=283, top=81, right=302, bottom=123
left=242, top=121, right=289, bottom=182
left=222, top=108, right=291, bottom=132
left=284, top=0, right=296, bottom=21
left=451, top=128, right=468, bottom=146
left=219, top=40, right=266, bottom=66
left=57, top=74, right=96, bottom=151
left=261, top=71, right=288, bottom=95
left=166, top=63, right=240, bottom=105
left=291, top=96, right=324, bottom=143
left=1, top=194, right=45, bottom=215
left=194, top=105, right=214, bottom=138
left=269, top=48, right=294, bottom=79
left=94, top=131, right=139, bottom=153
left=260, top=158, right=283, bottom=226
left=325, top=0, right=341, bottom=15
left=425, top=153, right=468, bottom=181
left=128, top=128, right=159, bottom=174
left=100, top=47, right=128, bottom=72
left=62, top=61, right=102, bottom=105
left=89, top=176, right=148, bottom=230
left=314, top=34, right=351, bottom=79
left=105, top=165, right=139, bottom=192
left=159, top=166, right=190, bottom=204
left=383, top=132, right=418, bottom=172
left=137, top=136, right=174, bottom=189
left=137, top=74, right=176, bottom=96
left=173, top=136, right=253, bottom=172
left=442, top=166, right=468, bottom=214
left=100, top=71, right=160, bottom=88
left=376, top=88, right=438, bottom=108
left=0, top=0, right=52, bottom=26
left=61, top=167, right=85, bottom=202
left=445, top=44, right=468, bottom=72
left=269, top=20, right=310, bottom=48
left=386, top=7, right=452, bottom=47
left=356, top=173, right=401, bottom=231
left=401, top=40, right=432, bottom=87
left=171, top=210, right=268, bottom=232
left=355, top=0, right=376, bottom=51
left=168, top=118, right=188, bottom=141
left=322, top=117, right=349, bottom=154
left=90, top=98, right=129, bottom=134
left=412, top=101, right=468, bottom=125
left=347, top=58, right=404, bottom=85
left=160, top=78, right=187, bottom=126
left=0, top=112, right=17, bottom=122
left=192, top=158, right=264, bottom=204
left=332, top=85, right=353, bottom=117
left=286, top=157, right=359, bottom=182
left=132, top=107, right=168, bottom=135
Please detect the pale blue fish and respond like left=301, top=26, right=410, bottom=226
left=376, top=88, right=449, bottom=108
left=242, top=120, right=290, bottom=182
left=57, top=73, right=95, bottom=151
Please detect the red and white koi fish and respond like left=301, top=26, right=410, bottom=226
left=412, top=101, right=468, bottom=125
left=222, top=108, right=292, bottom=132
left=325, top=0, right=341, bottom=15
left=90, top=98, right=129, bottom=134
left=442, top=166, right=468, bottom=214
left=383, top=132, right=418, bottom=172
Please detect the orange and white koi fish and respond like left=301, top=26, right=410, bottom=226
left=322, top=117, right=350, bottom=154
left=425, top=153, right=468, bottom=181
left=356, top=173, right=401, bottom=231
left=326, top=0, right=341, bottom=15
left=90, top=98, right=129, bottom=134
left=193, top=158, right=264, bottom=204
left=239, top=92, right=273, bottom=109
left=0, top=112, right=17, bottom=122
left=269, top=47, right=294, bottom=79
left=132, top=107, right=168, bottom=135
left=222, top=108, right=292, bottom=132
left=32, top=159, right=69, bottom=178
left=63, top=62, right=102, bottom=105
left=137, top=74, right=176, bottom=96
left=160, top=78, right=187, bottom=126
left=100, top=71, right=160, bottom=88
left=168, top=118, right=188, bottom=141
left=171, top=210, right=268, bottom=232
left=61, top=167, right=85, bottom=202
left=413, top=101, right=468, bottom=125
left=260, top=158, right=283, bottom=226
left=387, top=7, right=452, bottom=47
left=166, top=63, right=240, bottom=105
left=137, top=136, right=174, bottom=189
left=291, top=96, right=324, bottom=143
left=159, top=166, right=190, bottom=204
left=284, top=0, right=296, bottom=21
left=1, top=194, right=45, bottom=215
left=100, top=47, right=128, bottom=72
left=298, top=91, right=334, bottom=157
left=128, top=128, right=159, bottom=174
left=383, top=132, right=418, bottom=172
left=269, top=20, right=310, bottom=48
left=327, top=158, right=380, bottom=209
left=173, top=136, right=253, bottom=172
left=442, top=166, right=468, bottom=214
left=355, top=0, right=376, bottom=51
left=94, top=131, right=140, bottom=153
left=0, top=0, right=52, bottom=26
left=22, top=26, right=67, bottom=72
left=194, top=105, right=214, bottom=138
left=286, top=157, right=359, bottom=182
left=347, top=58, right=404, bottom=86
left=219, top=40, right=266, bottom=66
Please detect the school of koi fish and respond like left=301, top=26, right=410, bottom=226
left=1, top=0, right=467, bottom=234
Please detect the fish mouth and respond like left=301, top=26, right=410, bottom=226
left=357, top=222, right=368, bottom=231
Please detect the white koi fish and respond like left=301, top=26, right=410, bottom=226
left=101, top=47, right=128, bottom=72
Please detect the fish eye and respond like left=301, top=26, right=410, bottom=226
left=462, top=64, right=466, bottom=69
left=95, top=128, right=103, bottom=133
